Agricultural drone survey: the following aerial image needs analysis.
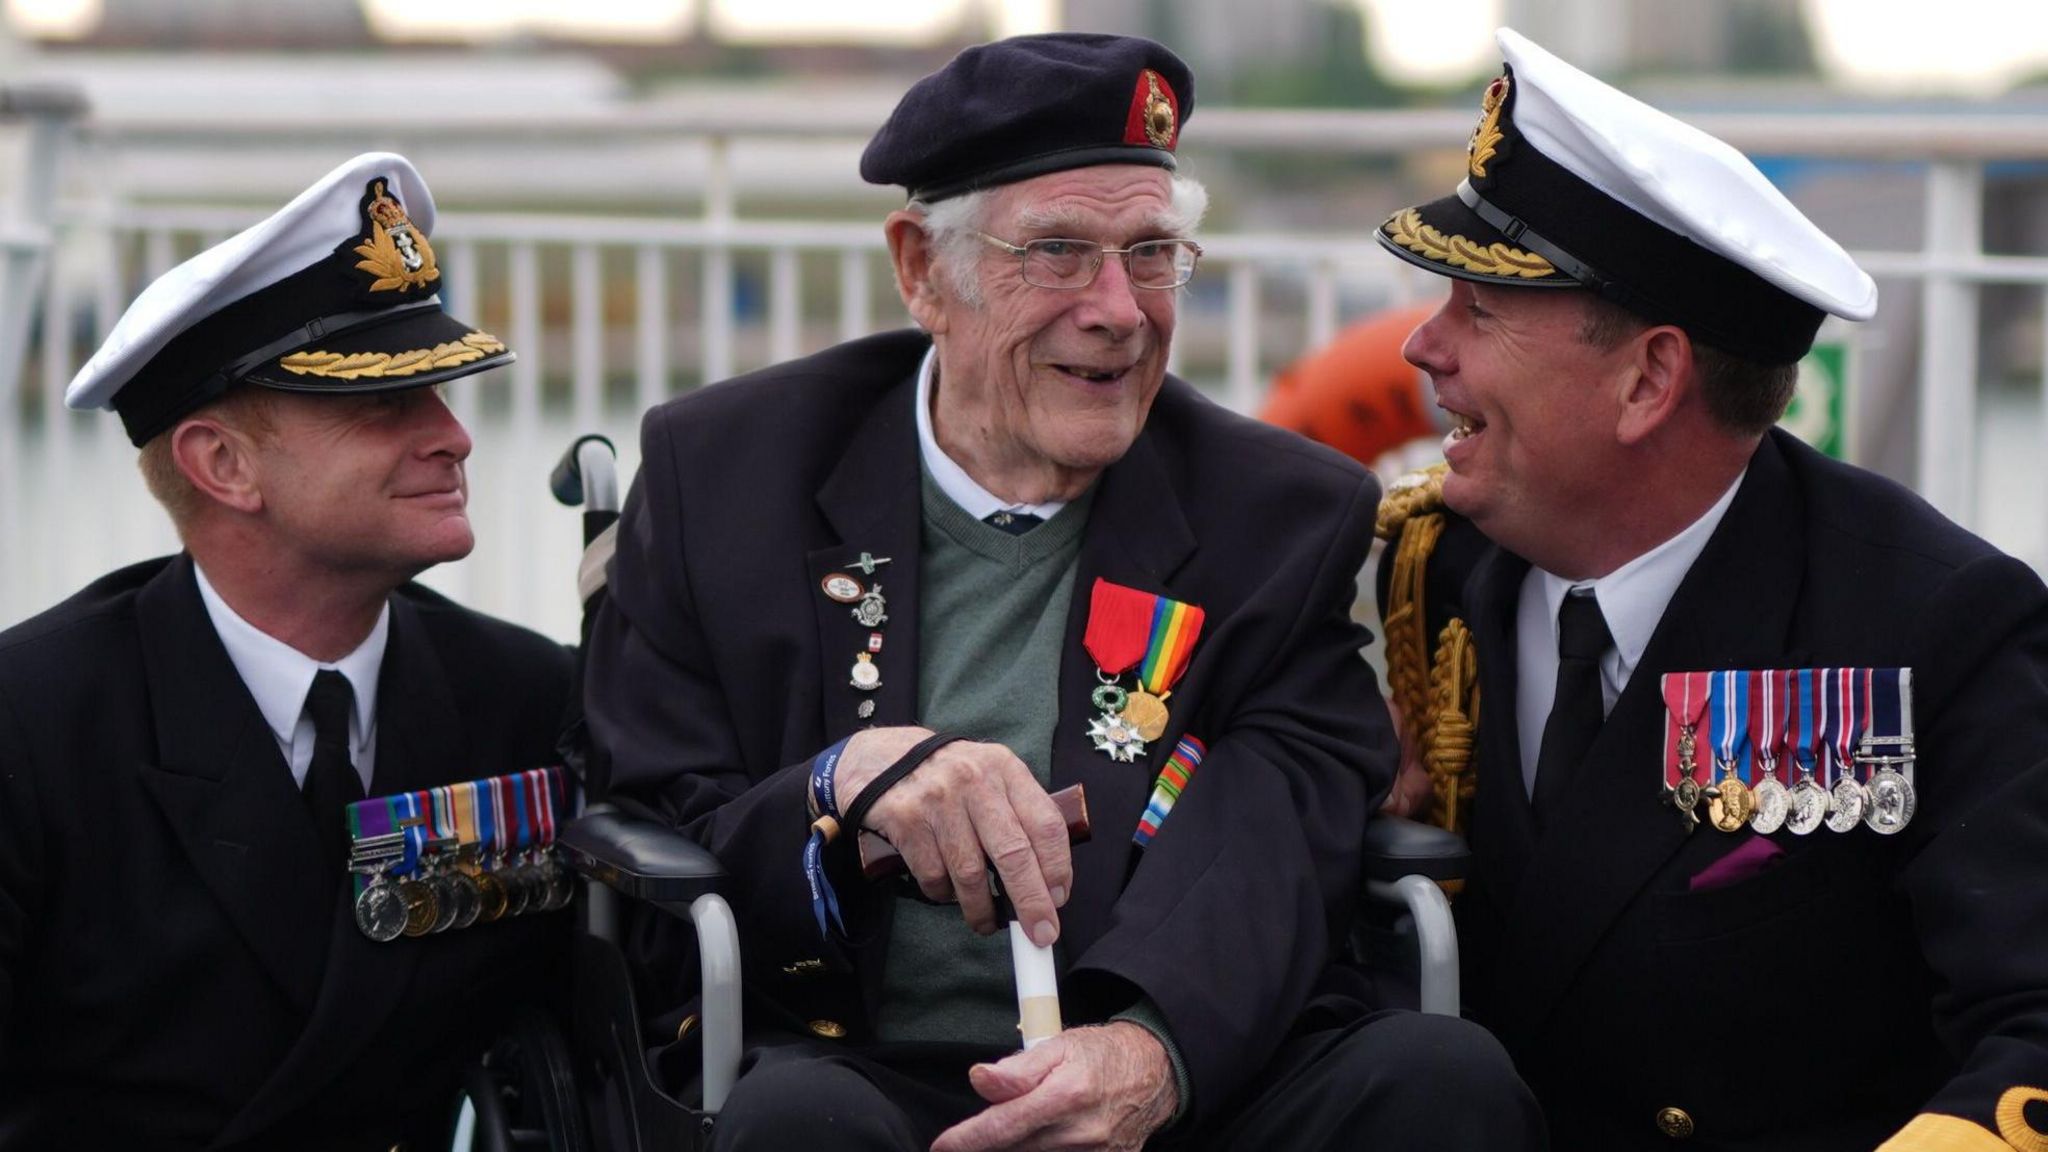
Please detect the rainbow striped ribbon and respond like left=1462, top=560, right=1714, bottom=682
left=1133, top=735, right=1207, bottom=846
left=1137, top=597, right=1204, bottom=695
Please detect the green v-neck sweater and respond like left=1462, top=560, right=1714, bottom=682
left=873, top=469, right=1091, bottom=1044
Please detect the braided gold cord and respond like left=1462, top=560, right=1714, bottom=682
left=1424, top=618, right=1480, bottom=835
left=1381, top=510, right=1443, bottom=762
left=1375, top=463, right=1451, bottom=542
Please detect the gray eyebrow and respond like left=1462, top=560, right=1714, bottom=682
left=1010, top=204, right=1186, bottom=237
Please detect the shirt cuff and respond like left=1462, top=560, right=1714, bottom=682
left=1112, top=996, right=1193, bottom=1127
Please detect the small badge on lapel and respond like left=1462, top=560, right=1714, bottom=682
left=828, top=551, right=896, bottom=724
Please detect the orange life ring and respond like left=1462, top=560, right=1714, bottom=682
left=1259, top=303, right=1441, bottom=466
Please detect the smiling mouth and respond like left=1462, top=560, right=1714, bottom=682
left=1055, top=363, right=1133, bottom=384
left=1445, top=409, right=1486, bottom=441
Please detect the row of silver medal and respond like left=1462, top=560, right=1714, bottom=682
left=1669, top=732, right=1917, bottom=836
left=347, top=832, right=573, bottom=943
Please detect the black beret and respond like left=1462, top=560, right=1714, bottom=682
left=861, top=33, right=1194, bottom=203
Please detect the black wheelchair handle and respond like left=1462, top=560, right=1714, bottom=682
left=550, top=434, right=617, bottom=509
left=559, top=807, right=727, bottom=903
left=1360, top=815, right=1471, bottom=884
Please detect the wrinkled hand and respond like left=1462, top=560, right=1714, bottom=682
left=1380, top=699, right=1433, bottom=819
left=837, top=727, right=1071, bottom=943
left=929, top=1022, right=1177, bottom=1152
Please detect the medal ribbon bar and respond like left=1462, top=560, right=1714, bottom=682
left=1659, top=671, right=1711, bottom=829
left=1753, top=669, right=1788, bottom=788
left=1137, top=597, right=1204, bottom=695
left=1826, top=668, right=1859, bottom=783
left=1711, top=669, right=1751, bottom=781
left=1132, top=735, right=1206, bottom=847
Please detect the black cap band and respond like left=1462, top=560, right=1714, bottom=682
left=1468, top=127, right=1824, bottom=364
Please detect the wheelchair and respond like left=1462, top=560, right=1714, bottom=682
left=453, top=435, right=1469, bottom=1151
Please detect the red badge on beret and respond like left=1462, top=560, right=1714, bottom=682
left=1123, top=69, right=1179, bottom=151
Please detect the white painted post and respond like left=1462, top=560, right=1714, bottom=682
left=1916, top=161, right=1981, bottom=525
left=2038, top=290, right=2048, bottom=570
left=701, top=135, right=735, bottom=387
left=442, top=237, right=482, bottom=432
left=571, top=241, right=603, bottom=432
left=1227, top=263, right=1260, bottom=413
left=506, top=240, right=544, bottom=622
left=636, top=244, right=668, bottom=411
left=769, top=247, right=800, bottom=364
left=839, top=248, right=870, bottom=342
left=1307, top=261, right=1338, bottom=354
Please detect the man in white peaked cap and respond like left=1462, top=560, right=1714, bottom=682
left=0, top=152, right=572, bottom=1149
left=1373, top=28, right=2048, bottom=1151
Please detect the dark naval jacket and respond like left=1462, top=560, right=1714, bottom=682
left=0, top=554, right=573, bottom=1150
left=1399, top=429, right=2048, bottom=1151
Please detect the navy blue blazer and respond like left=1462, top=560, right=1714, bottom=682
left=1432, top=430, right=2048, bottom=1150
left=586, top=330, right=1396, bottom=1126
left=0, top=554, right=573, bottom=1150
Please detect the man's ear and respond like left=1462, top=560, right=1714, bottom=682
left=169, top=417, right=265, bottom=515
left=1615, top=325, right=1695, bottom=446
left=884, top=210, right=951, bottom=335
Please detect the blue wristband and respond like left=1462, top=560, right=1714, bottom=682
left=803, top=738, right=852, bottom=939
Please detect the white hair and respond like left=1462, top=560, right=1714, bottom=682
left=911, top=172, right=1210, bottom=308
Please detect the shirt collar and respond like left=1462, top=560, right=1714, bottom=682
left=193, top=562, right=388, bottom=760
left=914, top=347, right=1068, bottom=523
left=1535, top=469, right=1745, bottom=680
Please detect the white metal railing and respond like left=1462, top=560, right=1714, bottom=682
left=9, top=99, right=2048, bottom=640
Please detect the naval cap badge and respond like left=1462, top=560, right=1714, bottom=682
left=352, top=178, right=439, bottom=293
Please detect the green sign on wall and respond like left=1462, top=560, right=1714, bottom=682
left=1780, top=341, right=1846, bottom=460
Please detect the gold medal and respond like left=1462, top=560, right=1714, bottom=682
left=1708, top=775, right=1753, bottom=832
left=399, top=878, right=439, bottom=938
left=1122, top=691, right=1170, bottom=743
left=474, top=869, right=508, bottom=922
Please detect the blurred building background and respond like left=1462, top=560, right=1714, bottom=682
left=5, top=0, right=2048, bottom=639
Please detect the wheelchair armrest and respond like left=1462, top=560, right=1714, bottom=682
left=559, top=807, right=726, bottom=903
left=1361, top=814, right=1470, bottom=884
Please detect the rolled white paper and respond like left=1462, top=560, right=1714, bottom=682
left=1009, top=920, right=1062, bottom=1048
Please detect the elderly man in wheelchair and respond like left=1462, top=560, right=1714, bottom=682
left=553, top=32, right=1541, bottom=1152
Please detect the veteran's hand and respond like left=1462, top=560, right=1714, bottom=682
left=929, top=1022, right=1178, bottom=1152
left=1380, top=698, right=1434, bottom=819
left=837, top=727, right=1071, bottom=943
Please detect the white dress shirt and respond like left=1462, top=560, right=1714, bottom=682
left=915, top=348, right=1069, bottom=522
left=1514, top=472, right=1744, bottom=795
left=194, top=563, right=386, bottom=792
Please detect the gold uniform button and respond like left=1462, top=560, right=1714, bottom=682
left=676, top=1013, right=699, bottom=1042
left=808, top=1018, right=848, bottom=1039
left=1655, top=1107, right=1695, bottom=1139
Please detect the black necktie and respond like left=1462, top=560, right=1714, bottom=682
left=983, top=510, right=1044, bottom=535
left=1532, top=590, right=1613, bottom=820
left=304, top=669, right=364, bottom=868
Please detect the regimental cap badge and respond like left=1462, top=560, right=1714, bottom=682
left=352, top=178, right=440, bottom=294
left=1125, top=68, right=1180, bottom=151
left=1467, top=72, right=1510, bottom=180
